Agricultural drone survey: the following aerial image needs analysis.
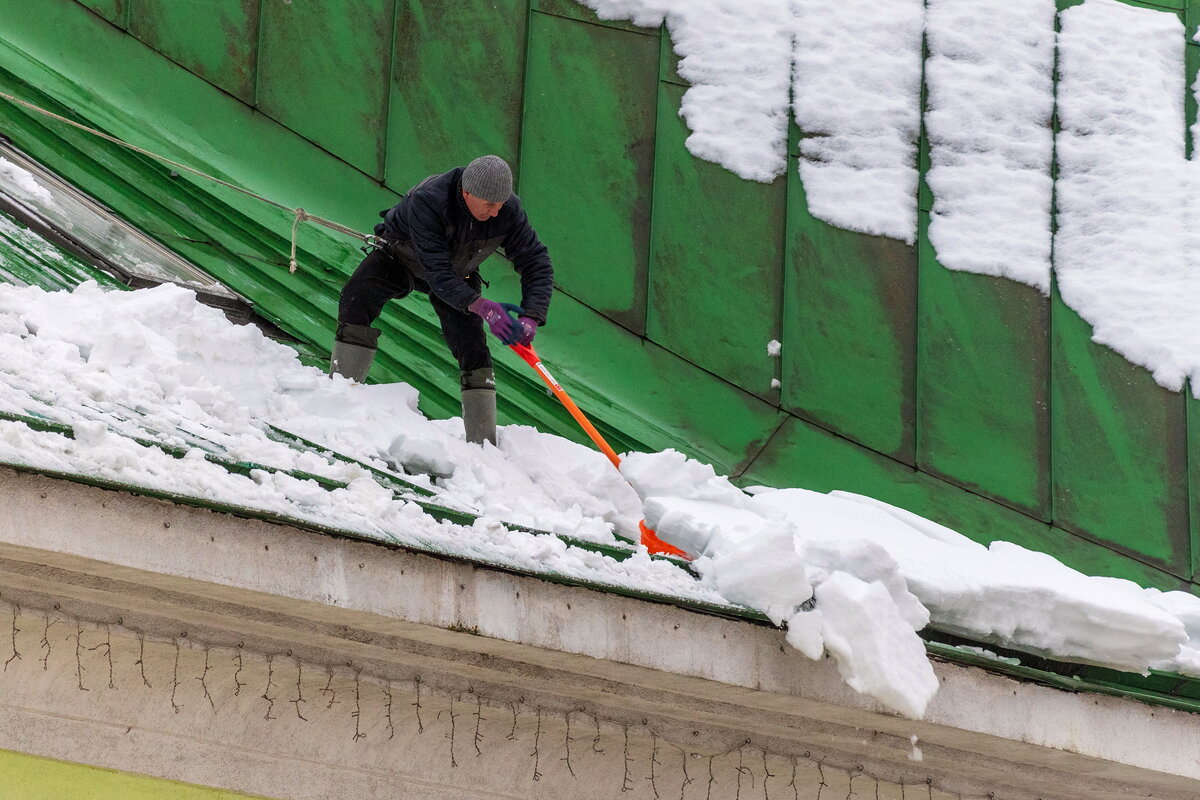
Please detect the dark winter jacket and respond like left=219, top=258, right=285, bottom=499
left=376, top=167, right=554, bottom=323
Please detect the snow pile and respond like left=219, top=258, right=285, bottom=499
left=793, top=0, right=925, bottom=243
left=0, top=277, right=685, bottom=592
left=1056, top=0, right=1200, bottom=391
left=623, top=450, right=1200, bottom=719
left=925, top=0, right=1055, bottom=290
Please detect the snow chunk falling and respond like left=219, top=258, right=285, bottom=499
left=925, top=0, right=1056, bottom=291
left=815, top=571, right=939, bottom=719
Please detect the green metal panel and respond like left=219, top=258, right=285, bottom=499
left=916, top=224, right=1051, bottom=519
left=1189, top=43, right=1200, bottom=159
left=658, top=24, right=687, bottom=87
left=1051, top=286, right=1190, bottom=572
left=128, top=0, right=260, bottom=103
left=1191, top=392, right=1200, bottom=581
left=73, top=0, right=127, bottom=27
left=1057, top=1, right=1183, bottom=14
left=257, top=0, right=394, bottom=178
left=532, top=0, right=657, bottom=35
left=647, top=81, right=786, bottom=397
left=783, top=156, right=917, bottom=462
left=486, top=265, right=784, bottom=472
left=387, top=0, right=528, bottom=187
left=742, top=416, right=1188, bottom=591
left=519, top=11, right=658, bottom=333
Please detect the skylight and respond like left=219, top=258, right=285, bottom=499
left=0, top=139, right=238, bottom=300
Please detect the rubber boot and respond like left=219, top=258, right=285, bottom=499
left=460, top=367, right=496, bottom=446
left=330, top=323, right=380, bottom=383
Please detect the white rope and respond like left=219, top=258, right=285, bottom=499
left=289, top=208, right=308, bottom=274
left=0, top=90, right=374, bottom=274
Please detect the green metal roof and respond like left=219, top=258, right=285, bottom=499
left=3, top=0, right=1200, bottom=719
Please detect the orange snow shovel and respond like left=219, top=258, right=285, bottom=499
left=509, top=343, right=687, bottom=559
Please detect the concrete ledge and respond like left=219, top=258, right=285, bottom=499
left=0, top=466, right=1196, bottom=800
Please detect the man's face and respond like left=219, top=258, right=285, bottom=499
left=463, top=190, right=504, bottom=221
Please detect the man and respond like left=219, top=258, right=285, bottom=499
left=330, top=155, right=553, bottom=446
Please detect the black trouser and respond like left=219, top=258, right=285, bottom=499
left=337, top=248, right=491, bottom=373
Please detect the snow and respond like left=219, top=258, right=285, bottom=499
left=0, top=156, right=54, bottom=207
left=576, top=0, right=794, bottom=183
left=1056, top=0, right=1200, bottom=392
left=793, top=0, right=924, bottom=243
left=925, top=0, right=1056, bottom=291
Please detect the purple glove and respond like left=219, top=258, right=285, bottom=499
left=515, top=315, right=538, bottom=346
left=467, top=297, right=521, bottom=345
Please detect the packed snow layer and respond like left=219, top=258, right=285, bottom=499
left=793, top=0, right=924, bottom=243
left=924, top=0, right=1055, bottom=291
left=623, top=450, right=1200, bottom=718
left=0, top=275, right=693, bottom=600
left=1056, top=0, right=1200, bottom=392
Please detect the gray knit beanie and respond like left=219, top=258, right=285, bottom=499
left=462, top=155, right=513, bottom=203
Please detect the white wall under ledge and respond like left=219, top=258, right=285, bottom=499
left=0, top=465, right=1194, bottom=800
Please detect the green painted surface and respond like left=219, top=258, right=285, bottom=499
left=1190, top=392, right=1200, bottom=581
left=1051, top=286, right=1190, bottom=572
left=487, top=265, right=784, bottom=473
left=129, top=0, right=260, bottom=103
left=74, top=0, right=127, bottom=27
left=532, top=0, right=657, bottom=35
left=916, top=227, right=1051, bottom=519
left=520, top=11, right=658, bottom=333
left=648, top=81, right=786, bottom=395
left=0, top=748, right=270, bottom=800
left=783, top=157, right=917, bottom=463
left=257, top=0, right=395, bottom=178
left=388, top=0, right=528, bottom=186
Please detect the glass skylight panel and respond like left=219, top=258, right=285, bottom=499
left=0, top=141, right=238, bottom=299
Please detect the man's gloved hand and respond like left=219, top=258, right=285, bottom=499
left=515, top=315, right=538, bottom=346
left=468, top=297, right=522, bottom=345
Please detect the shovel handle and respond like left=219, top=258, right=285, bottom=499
left=509, top=344, right=688, bottom=559
left=510, top=344, right=621, bottom=469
